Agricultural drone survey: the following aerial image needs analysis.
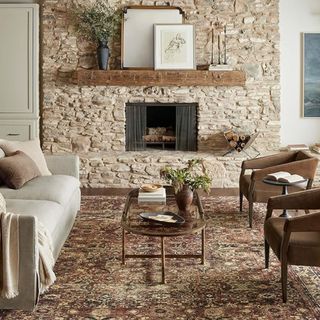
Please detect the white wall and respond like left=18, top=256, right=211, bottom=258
left=280, top=0, right=320, bottom=146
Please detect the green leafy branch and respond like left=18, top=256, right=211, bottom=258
left=72, top=0, right=121, bottom=43
left=160, top=159, right=212, bottom=194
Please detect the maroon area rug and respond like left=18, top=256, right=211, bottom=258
left=1, top=195, right=320, bottom=319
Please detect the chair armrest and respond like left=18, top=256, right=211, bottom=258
left=0, top=215, right=38, bottom=311
left=241, top=151, right=296, bottom=170
left=284, top=211, right=320, bottom=233
left=267, top=188, right=320, bottom=210
left=251, top=157, right=318, bottom=181
left=45, top=154, right=79, bottom=179
left=266, top=188, right=320, bottom=220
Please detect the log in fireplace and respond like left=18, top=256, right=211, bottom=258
left=125, top=103, right=198, bottom=151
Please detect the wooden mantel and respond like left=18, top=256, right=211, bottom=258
left=75, top=69, right=246, bottom=87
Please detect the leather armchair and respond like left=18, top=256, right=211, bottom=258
left=239, top=151, right=318, bottom=227
left=264, top=188, right=320, bottom=302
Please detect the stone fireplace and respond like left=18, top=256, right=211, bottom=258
left=125, top=103, right=197, bottom=151
left=41, top=0, right=284, bottom=188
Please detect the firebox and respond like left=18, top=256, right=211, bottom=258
left=125, top=103, right=197, bottom=151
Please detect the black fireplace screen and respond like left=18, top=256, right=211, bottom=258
left=125, top=103, right=197, bottom=151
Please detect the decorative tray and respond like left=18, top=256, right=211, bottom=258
left=140, top=184, right=162, bottom=192
left=139, top=212, right=185, bottom=226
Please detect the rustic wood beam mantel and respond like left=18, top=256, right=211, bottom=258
left=75, top=70, right=246, bottom=87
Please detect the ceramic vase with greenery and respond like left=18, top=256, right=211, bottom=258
left=73, top=0, right=121, bottom=70
left=160, top=159, right=212, bottom=213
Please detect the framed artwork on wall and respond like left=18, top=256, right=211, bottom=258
left=302, top=32, right=320, bottom=117
left=154, top=24, right=195, bottom=70
left=121, top=6, right=184, bottom=69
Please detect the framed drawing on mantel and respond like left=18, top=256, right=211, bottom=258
left=121, top=6, right=184, bottom=69
left=154, top=24, right=195, bottom=70
left=303, top=33, right=320, bottom=117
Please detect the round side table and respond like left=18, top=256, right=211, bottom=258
left=263, top=178, right=307, bottom=218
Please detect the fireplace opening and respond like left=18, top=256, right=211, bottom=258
left=125, top=103, right=197, bottom=151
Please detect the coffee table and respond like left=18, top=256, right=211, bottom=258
left=121, top=186, right=206, bottom=284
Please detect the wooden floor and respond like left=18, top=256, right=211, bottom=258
left=81, top=188, right=239, bottom=197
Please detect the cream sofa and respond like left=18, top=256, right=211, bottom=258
left=0, top=154, right=81, bottom=310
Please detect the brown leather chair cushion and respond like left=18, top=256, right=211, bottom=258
left=265, top=217, right=320, bottom=266
left=240, top=175, right=306, bottom=202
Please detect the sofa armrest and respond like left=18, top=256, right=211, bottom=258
left=0, top=215, right=38, bottom=311
left=45, top=154, right=79, bottom=179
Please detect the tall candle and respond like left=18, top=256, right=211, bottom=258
left=211, top=28, right=214, bottom=64
left=217, top=34, right=221, bottom=65
left=224, top=25, right=227, bottom=65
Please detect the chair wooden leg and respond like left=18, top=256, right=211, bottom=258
left=281, top=258, right=288, bottom=303
left=239, top=192, right=243, bottom=212
left=264, top=239, right=270, bottom=269
left=249, top=201, right=253, bottom=228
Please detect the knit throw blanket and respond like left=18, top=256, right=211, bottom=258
left=0, top=212, right=56, bottom=299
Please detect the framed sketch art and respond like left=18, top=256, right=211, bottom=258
left=303, top=33, right=320, bottom=117
left=154, top=24, right=195, bottom=70
left=121, top=6, right=184, bottom=69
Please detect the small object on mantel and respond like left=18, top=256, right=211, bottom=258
left=196, top=64, right=233, bottom=71
left=286, top=144, right=309, bottom=151
left=196, top=64, right=210, bottom=70
left=209, top=64, right=233, bottom=71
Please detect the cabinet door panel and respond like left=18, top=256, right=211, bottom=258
left=0, top=120, right=38, bottom=141
left=0, top=6, right=38, bottom=115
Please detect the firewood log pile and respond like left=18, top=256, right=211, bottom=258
left=224, top=129, right=251, bottom=152
left=143, top=127, right=176, bottom=143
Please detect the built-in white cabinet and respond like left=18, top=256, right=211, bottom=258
left=0, top=4, right=39, bottom=140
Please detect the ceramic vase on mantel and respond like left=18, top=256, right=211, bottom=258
left=97, top=40, right=109, bottom=70
left=175, top=185, right=194, bottom=216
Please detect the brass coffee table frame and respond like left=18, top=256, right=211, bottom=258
left=121, top=187, right=206, bottom=284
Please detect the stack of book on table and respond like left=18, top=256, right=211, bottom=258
left=265, top=171, right=305, bottom=183
left=138, top=187, right=166, bottom=204
left=285, top=144, right=309, bottom=151
left=311, top=144, right=320, bottom=154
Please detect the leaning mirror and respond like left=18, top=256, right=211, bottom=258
left=121, top=6, right=184, bottom=69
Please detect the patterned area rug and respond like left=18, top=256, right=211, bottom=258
left=1, top=195, right=320, bottom=320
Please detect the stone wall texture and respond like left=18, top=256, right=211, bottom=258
left=41, top=0, right=286, bottom=187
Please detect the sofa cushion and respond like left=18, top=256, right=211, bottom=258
left=5, top=199, right=64, bottom=237
left=0, top=175, right=80, bottom=207
left=0, top=151, right=41, bottom=189
left=0, top=138, right=51, bottom=176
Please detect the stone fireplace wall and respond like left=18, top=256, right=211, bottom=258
left=41, top=0, right=281, bottom=187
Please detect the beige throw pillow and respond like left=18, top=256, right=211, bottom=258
left=0, top=192, right=6, bottom=213
left=0, top=139, right=51, bottom=176
left=0, top=151, right=41, bottom=189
